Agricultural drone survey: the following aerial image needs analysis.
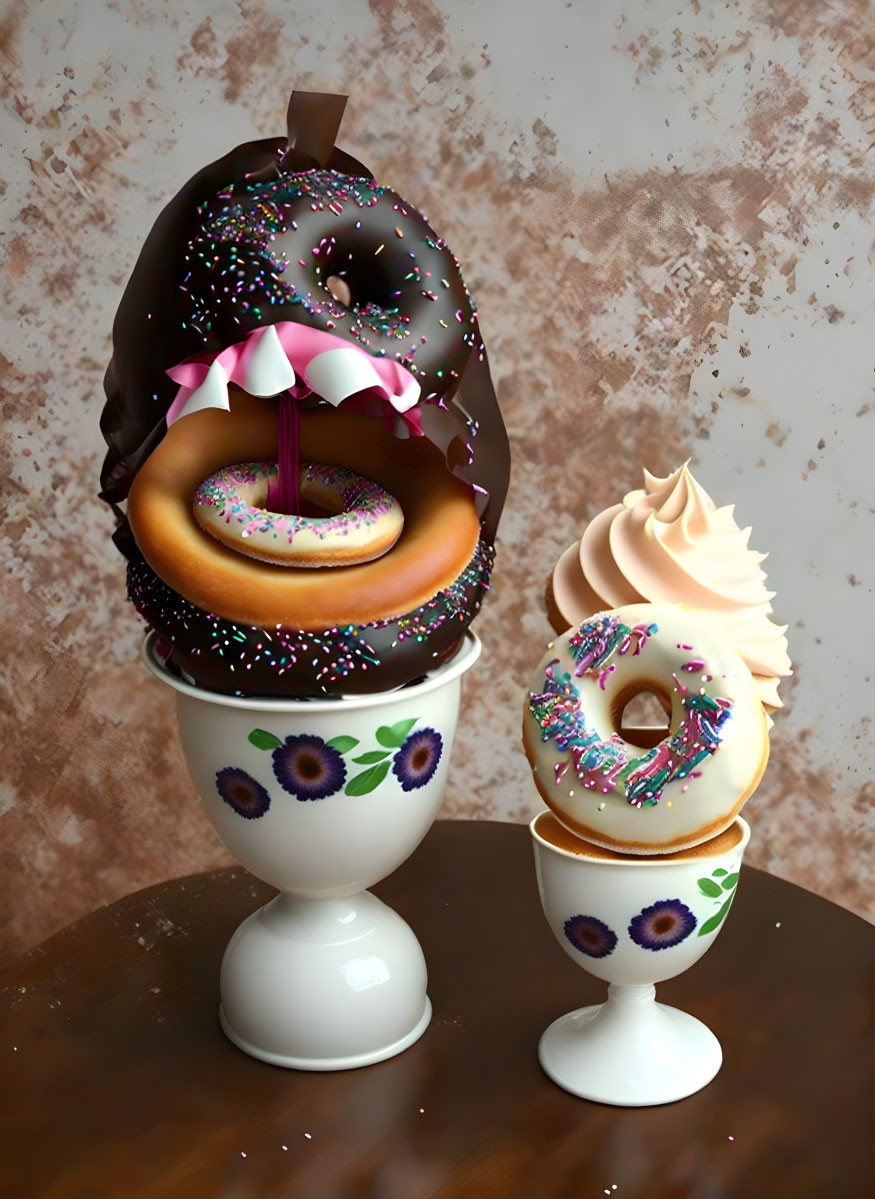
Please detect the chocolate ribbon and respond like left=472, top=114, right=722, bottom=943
left=284, top=91, right=347, bottom=167
left=278, top=90, right=372, bottom=179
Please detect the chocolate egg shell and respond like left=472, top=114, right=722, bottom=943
left=100, top=101, right=509, bottom=540
left=100, top=92, right=510, bottom=698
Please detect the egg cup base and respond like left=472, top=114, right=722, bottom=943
left=538, top=987, right=722, bottom=1107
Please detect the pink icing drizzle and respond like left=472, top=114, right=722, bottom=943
left=269, top=394, right=301, bottom=515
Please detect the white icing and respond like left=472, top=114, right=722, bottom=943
left=523, top=602, right=769, bottom=854
left=240, top=325, right=298, bottom=397
left=304, top=346, right=420, bottom=413
left=167, top=323, right=421, bottom=426
left=193, top=462, right=404, bottom=568
left=178, top=357, right=231, bottom=419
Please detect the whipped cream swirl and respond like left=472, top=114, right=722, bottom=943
left=551, top=464, right=792, bottom=707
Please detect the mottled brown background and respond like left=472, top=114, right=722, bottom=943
left=1, top=0, right=873, bottom=960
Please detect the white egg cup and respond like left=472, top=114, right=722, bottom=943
left=531, top=813, right=750, bottom=1106
left=144, top=631, right=481, bottom=1071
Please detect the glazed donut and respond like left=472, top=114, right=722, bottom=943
left=128, top=390, right=479, bottom=629
left=523, top=602, right=769, bottom=854
left=182, top=168, right=478, bottom=399
left=193, top=461, right=404, bottom=567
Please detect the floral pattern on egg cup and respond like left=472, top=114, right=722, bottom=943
left=696, top=866, right=741, bottom=936
left=393, top=728, right=443, bottom=792
left=216, top=766, right=272, bottom=820
left=628, top=898, right=698, bottom=951
left=271, top=734, right=347, bottom=801
left=247, top=717, right=445, bottom=799
left=563, top=914, right=618, bottom=959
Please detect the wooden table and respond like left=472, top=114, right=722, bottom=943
left=2, top=821, right=873, bottom=1198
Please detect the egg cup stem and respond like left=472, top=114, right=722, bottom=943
left=219, top=888, right=432, bottom=1070
left=538, top=982, right=723, bottom=1107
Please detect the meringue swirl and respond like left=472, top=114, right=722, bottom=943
left=551, top=465, right=792, bottom=707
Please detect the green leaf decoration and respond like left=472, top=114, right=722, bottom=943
left=697, top=894, right=735, bottom=937
left=375, top=717, right=419, bottom=749
left=697, top=878, right=723, bottom=898
left=248, top=728, right=282, bottom=751
left=721, top=872, right=740, bottom=891
left=712, top=868, right=728, bottom=877
left=345, top=760, right=391, bottom=796
left=353, top=750, right=391, bottom=764
left=326, top=735, right=359, bottom=754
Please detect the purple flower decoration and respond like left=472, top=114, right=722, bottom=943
left=563, top=914, right=618, bottom=959
left=216, top=767, right=271, bottom=820
left=272, top=734, right=346, bottom=801
left=628, top=898, right=697, bottom=951
left=392, top=728, right=443, bottom=791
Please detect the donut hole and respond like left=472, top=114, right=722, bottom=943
left=265, top=473, right=342, bottom=520
left=324, top=265, right=395, bottom=314
left=611, top=681, right=673, bottom=750
left=297, top=493, right=341, bottom=520
left=328, top=237, right=406, bottom=312
left=325, top=275, right=352, bottom=308
left=260, top=471, right=342, bottom=520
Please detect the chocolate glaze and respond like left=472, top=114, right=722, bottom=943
left=128, top=540, right=493, bottom=698
left=181, top=168, right=476, bottom=400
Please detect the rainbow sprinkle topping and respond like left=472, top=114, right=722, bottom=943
left=529, top=617, right=733, bottom=808
left=194, top=461, right=397, bottom=544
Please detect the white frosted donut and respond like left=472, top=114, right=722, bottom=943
left=523, top=602, right=769, bottom=854
left=193, top=461, right=404, bottom=567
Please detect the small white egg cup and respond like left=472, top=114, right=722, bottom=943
left=530, top=812, right=750, bottom=1106
left=144, top=631, right=480, bottom=1071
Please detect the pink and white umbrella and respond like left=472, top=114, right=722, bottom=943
left=166, top=322, right=422, bottom=436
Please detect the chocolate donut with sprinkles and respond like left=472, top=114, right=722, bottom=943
left=182, top=168, right=477, bottom=397
left=128, top=538, right=493, bottom=697
left=101, top=91, right=510, bottom=698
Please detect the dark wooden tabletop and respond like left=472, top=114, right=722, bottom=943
left=2, top=821, right=873, bottom=1198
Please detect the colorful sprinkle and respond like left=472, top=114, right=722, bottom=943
left=529, top=613, right=733, bottom=809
